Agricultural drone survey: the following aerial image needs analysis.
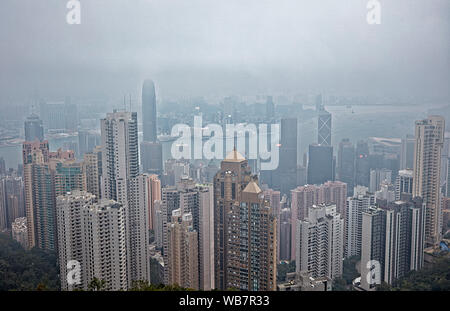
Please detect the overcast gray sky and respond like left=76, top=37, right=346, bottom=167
left=0, top=0, right=449, bottom=102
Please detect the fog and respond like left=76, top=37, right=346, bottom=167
left=0, top=0, right=449, bottom=102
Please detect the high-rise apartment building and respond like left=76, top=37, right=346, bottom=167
left=213, top=149, right=252, bottom=290
left=100, top=111, right=139, bottom=203
left=167, top=210, right=199, bottom=290
left=345, top=189, right=375, bottom=258
left=56, top=191, right=96, bottom=291
left=226, top=181, right=277, bottom=291
left=290, top=181, right=346, bottom=261
left=360, top=198, right=425, bottom=290
left=160, top=178, right=214, bottom=290
left=296, top=204, right=343, bottom=280
left=127, top=175, right=151, bottom=285
left=369, top=168, right=392, bottom=193
left=395, top=169, right=413, bottom=200
left=83, top=152, right=101, bottom=200
left=412, top=116, right=445, bottom=247
left=82, top=199, right=128, bottom=291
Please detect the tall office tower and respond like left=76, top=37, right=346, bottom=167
left=167, top=210, right=199, bottom=290
left=296, top=204, right=344, bottom=280
left=412, top=116, right=445, bottom=247
left=337, top=139, right=355, bottom=196
left=360, top=206, right=386, bottom=291
left=56, top=191, right=96, bottom=291
left=400, top=135, right=415, bottom=170
left=279, top=207, right=291, bottom=261
left=272, top=118, right=297, bottom=195
left=100, top=111, right=139, bottom=203
left=141, top=141, right=163, bottom=175
left=82, top=199, right=128, bottom=291
left=83, top=152, right=101, bottom=200
left=315, top=94, right=323, bottom=111
left=317, top=110, right=332, bottom=146
left=145, top=174, right=161, bottom=230
left=230, top=181, right=277, bottom=291
left=213, top=149, right=253, bottom=290
left=266, top=96, right=275, bottom=120
left=78, top=129, right=101, bottom=157
left=395, top=169, right=413, bottom=200
left=141, top=80, right=163, bottom=176
left=369, top=168, right=392, bottom=193
left=307, top=144, right=333, bottom=185
left=355, top=140, right=370, bottom=187
left=142, top=79, right=157, bottom=142
left=24, top=114, right=44, bottom=142
left=296, top=165, right=307, bottom=186
left=127, top=175, right=151, bottom=285
left=12, top=217, right=28, bottom=249
left=22, top=141, right=55, bottom=250
left=345, top=190, right=375, bottom=258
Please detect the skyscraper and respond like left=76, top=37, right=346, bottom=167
left=290, top=181, right=346, bottom=261
left=412, top=116, right=445, bottom=247
left=213, top=149, right=252, bottom=290
left=360, top=198, right=425, bottom=290
left=400, top=135, right=415, bottom=170
left=272, top=118, right=297, bottom=195
left=141, top=80, right=163, bottom=176
left=369, top=168, right=392, bottom=193
left=142, top=79, right=157, bottom=142
left=355, top=140, right=370, bottom=187
left=127, top=175, right=151, bottom=285
left=100, top=111, right=139, bottom=203
left=395, top=169, right=413, bottom=200
left=167, top=210, right=199, bottom=290
left=160, top=178, right=214, bottom=290
left=337, top=138, right=355, bottom=196
left=296, top=204, right=343, bottom=280
left=345, top=189, right=375, bottom=258
left=56, top=191, right=96, bottom=291
left=227, top=180, right=277, bottom=291
left=82, top=199, right=128, bottom=291
left=24, top=114, right=44, bottom=142
left=307, top=144, right=333, bottom=185
left=318, top=110, right=332, bottom=146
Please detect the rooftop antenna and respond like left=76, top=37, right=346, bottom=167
left=129, top=94, right=132, bottom=112
left=123, top=95, right=126, bottom=111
